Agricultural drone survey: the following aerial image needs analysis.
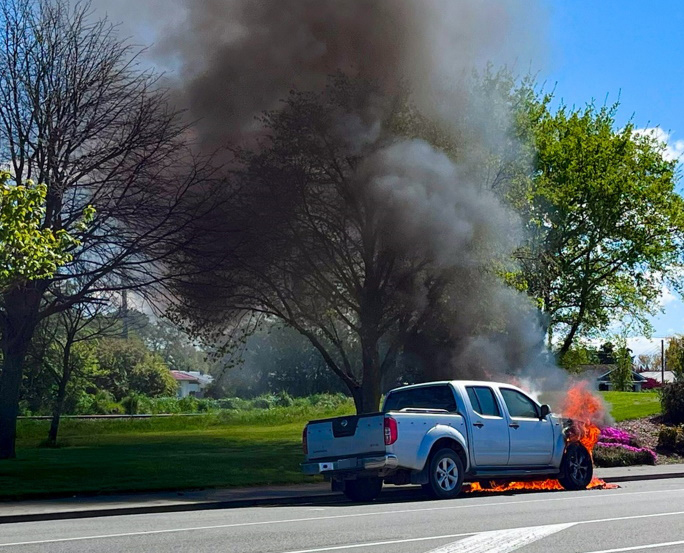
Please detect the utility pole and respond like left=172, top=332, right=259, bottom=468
left=662, top=339, right=665, bottom=385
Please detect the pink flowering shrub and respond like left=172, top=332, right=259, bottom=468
left=593, top=427, right=657, bottom=466
left=599, top=427, right=634, bottom=445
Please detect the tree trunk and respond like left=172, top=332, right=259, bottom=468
left=47, top=340, right=74, bottom=446
left=48, top=366, right=71, bottom=446
left=0, top=348, right=25, bottom=459
left=351, top=386, right=364, bottom=414
left=558, top=302, right=586, bottom=357
left=47, top=379, right=68, bottom=446
left=360, top=338, right=382, bottom=413
left=0, top=286, right=43, bottom=459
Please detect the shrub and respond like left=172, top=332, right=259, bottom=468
left=121, top=394, right=142, bottom=415
left=196, top=399, right=220, bottom=412
left=273, top=391, right=293, bottom=407
left=593, top=443, right=657, bottom=466
left=217, top=397, right=250, bottom=410
left=657, top=426, right=679, bottom=451
left=676, top=431, right=684, bottom=455
left=660, top=381, right=684, bottom=424
left=81, top=391, right=124, bottom=415
left=251, top=398, right=271, bottom=410
left=642, top=377, right=662, bottom=390
left=177, top=396, right=200, bottom=413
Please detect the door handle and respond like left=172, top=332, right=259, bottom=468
left=473, top=422, right=484, bottom=428
left=509, top=423, right=520, bottom=429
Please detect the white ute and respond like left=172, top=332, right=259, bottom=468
left=301, top=380, right=593, bottom=501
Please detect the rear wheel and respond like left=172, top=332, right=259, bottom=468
left=424, top=448, right=464, bottom=499
left=343, top=476, right=383, bottom=502
left=558, top=442, right=593, bottom=490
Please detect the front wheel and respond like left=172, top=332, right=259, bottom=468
left=424, top=448, right=465, bottom=499
left=558, top=442, right=593, bottom=490
left=343, top=476, right=383, bottom=502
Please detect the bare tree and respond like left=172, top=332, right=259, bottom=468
left=637, top=353, right=653, bottom=371
left=0, top=0, right=209, bottom=458
left=169, top=79, right=509, bottom=413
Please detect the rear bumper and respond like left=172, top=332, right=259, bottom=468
left=301, top=454, right=398, bottom=475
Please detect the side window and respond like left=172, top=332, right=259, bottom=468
left=383, top=385, right=457, bottom=413
left=501, top=388, right=539, bottom=419
left=466, top=386, right=501, bottom=417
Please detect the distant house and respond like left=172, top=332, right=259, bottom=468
left=594, top=366, right=648, bottom=392
left=171, top=371, right=214, bottom=398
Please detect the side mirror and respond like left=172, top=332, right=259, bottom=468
left=540, top=404, right=551, bottom=420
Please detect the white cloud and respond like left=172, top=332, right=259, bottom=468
left=633, top=127, right=684, bottom=162
left=660, top=282, right=677, bottom=307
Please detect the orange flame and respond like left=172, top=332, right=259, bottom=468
left=464, top=383, right=617, bottom=494
left=560, top=382, right=604, bottom=453
left=465, top=477, right=616, bottom=493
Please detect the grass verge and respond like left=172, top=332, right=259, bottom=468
left=1, top=402, right=354, bottom=501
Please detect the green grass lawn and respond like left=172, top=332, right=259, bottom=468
left=601, top=391, right=661, bottom=422
left=0, top=402, right=354, bottom=500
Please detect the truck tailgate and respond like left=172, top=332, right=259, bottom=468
left=305, top=413, right=385, bottom=461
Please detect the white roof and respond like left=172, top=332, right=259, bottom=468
left=641, top=371, right=676, bottom=383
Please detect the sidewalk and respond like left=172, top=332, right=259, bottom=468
left=2, top=464, right=683, bottom=524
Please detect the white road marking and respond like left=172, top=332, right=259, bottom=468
left=583, top=510, right=684, bottom=526
left=426, top=523, right=575, bottom=553
left=1, top=488, right=683, bottom=549
left=582, top=540, right=684, bottom=553
left=272, top=533, right=474, bottom=553
left=274, top=511, right=684, bottom=553
left=422, top=509, right=684, bottom=553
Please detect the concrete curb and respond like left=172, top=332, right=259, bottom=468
left=0, top=493, right=345, bottom=525
left=601, top=471, right=684, bottom=483
left=2, top=470, right=683, bottom=525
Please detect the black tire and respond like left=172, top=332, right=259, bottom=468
left=558, top=442, right=593, bottom=490
left=343, top=476, right=383, bottom=502
left=424, top=448, right=465, bottom=500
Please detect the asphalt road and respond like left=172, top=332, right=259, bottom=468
left=1, top=478, right=684, bottom=553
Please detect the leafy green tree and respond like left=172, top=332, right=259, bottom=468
left=93, top=337, right=176, bottom=400
left=128, top=355, right=178, bottom=398
left=610, top=337, right=634, bottom=391
left=666, top=336, right=684, bottom=381
left=558, top=343, right=599, bottom=372
left=597, top=342, right=617, bottom=365
left=0, top=171, right=85, bottom=292
left=516, top=104, right=684, bottom=354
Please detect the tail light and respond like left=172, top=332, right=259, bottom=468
left=302, top=426, right=308, bottom=455
left=384, top=416, right=398, bottom=445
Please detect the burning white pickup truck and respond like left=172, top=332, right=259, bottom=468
left=301, top=380, right=594, bottom=501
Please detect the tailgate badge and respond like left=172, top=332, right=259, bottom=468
left=341, top=419, right=348, bottom=427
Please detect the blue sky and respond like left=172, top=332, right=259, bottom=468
left=537, top=1, right=684, bottom=343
